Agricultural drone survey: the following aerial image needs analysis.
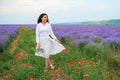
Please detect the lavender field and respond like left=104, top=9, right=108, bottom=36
left=25, top=24, right=120, bottom=46
left=0, top=25, right=20, bottom=51
left=1, top=24, right=120, bottom=51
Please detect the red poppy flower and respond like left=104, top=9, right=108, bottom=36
left=43, top=73, right=46, bottom=78
left=108, top=72, right=113, bottom=77
left=24, top=63, right=28, bottom=67
left=84, top=74, right=90, bottom=77
left=50, top=74, right=54, bottom=78
left=28, top=76, right=34, bottom=80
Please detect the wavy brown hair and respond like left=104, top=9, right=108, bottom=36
left=37, top=13, right=49, bottom=24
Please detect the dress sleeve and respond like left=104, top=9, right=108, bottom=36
left=36, top=24, right=40, bottom=43
left=49, top=24, right=57, bottom=40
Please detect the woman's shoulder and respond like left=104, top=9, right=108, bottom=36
left=36, top=23, right=42, bottom=28
left=36, top=23, right=41, bottom=29
left=46, top=22, right=52, bottom=27
left=37, top=23, right=41, bottom=26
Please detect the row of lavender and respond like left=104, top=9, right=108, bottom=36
left=0, top=25, right=20, bottom=51
left=0, top=24, right=119, bottom=51
left=25, top=24, right=120, bottom=46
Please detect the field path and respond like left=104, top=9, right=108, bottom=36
left=9, top=26, right=23, bottom=53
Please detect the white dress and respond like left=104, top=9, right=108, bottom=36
left=35, top=22, right=65, bottom=58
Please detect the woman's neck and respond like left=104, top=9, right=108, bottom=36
left=42, top=22, right=46, bottom=24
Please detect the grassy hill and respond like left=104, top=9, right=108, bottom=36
left=81, top=19, right=120, bottom=25
left=59, top=19, right=120, bottom=25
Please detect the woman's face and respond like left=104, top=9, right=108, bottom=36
left=41, top=15, right=48, bottom=23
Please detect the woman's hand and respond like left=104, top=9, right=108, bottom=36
left=37, top=43, right=40, bottom=48
left=55, top=39, right=60, bottom=43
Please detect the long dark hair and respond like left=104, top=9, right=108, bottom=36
left=37, top=13, right=49, bottom=24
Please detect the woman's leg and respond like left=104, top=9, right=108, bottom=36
left=48, top=57, right=51, bottom=64
left=48, top=57, right=55, bottom=69
left=45, top=57, right=54, bottom=69
left=45, top=57, right=50, bottom=68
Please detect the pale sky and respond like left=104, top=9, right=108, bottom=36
left=0, top=0, right=120, bottom=24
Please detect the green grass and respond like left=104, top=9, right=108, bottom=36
left=0, top=25, right=120, bottom=80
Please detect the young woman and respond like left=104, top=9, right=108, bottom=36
left=35, top=13, right=65, bottom=69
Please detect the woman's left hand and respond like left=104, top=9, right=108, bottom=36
left=55, top=39, right=60, bottom=43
